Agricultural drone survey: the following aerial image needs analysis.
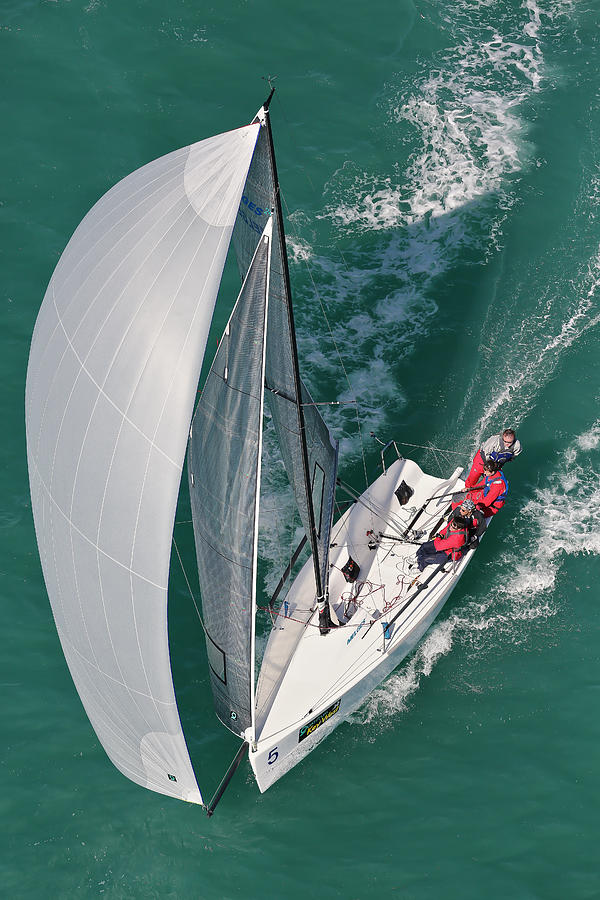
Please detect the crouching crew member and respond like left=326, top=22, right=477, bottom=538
left=416, top=516, right=469, bottom=572
left=465, top=427, right=522, bottom=489
left=452, top=497, right=486, bottom=546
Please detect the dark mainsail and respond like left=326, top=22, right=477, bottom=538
left=231, top=104, right=338, bottom=607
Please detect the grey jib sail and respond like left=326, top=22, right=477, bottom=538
left=231, top=114, right=339, bottom=602
left=188, top=222, right=272, bottom=736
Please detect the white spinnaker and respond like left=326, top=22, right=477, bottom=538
left=25, top=123, right=260, bottom=804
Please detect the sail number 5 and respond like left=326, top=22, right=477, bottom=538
left=267, top=747, right=278, bottom=765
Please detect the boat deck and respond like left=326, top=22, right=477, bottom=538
left=251, top=458, right=474, bottom=791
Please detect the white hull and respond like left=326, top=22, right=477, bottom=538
left=249, top=457, right=476, bottom=792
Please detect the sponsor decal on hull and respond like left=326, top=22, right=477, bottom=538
left=298, top=699, right=341, bottom=743
left=346, top=616, right=366, bottom=645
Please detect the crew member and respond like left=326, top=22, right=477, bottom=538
left=416, top=515, right=469, bottom=572
left=467, top=460, right=508, bottom=517
left=465, top=428, right=522, bottom=489
left=452, top=497, right=486, bottom=545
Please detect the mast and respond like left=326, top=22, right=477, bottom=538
left=261, top=97, right=326, bottom=607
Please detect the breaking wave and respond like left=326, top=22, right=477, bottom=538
left=460, top=240, right=600, bottom=451
left=507, top=419, right=600, bottom=591
left=286, top=0, right=575, bottom=462
left=322, top=0, right=553, bottom=235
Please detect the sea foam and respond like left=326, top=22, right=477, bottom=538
left=464, top=245, right=600, bottom=449
left=293, top=0, right=555, bottom=471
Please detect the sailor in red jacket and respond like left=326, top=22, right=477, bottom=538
left=466, top=459, right=508, bottom=517
left=415, top=515, right=469, bottom=572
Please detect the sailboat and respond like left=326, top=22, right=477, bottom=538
left=25, top=91, right=482, bottom=813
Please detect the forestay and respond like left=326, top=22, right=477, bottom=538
left=25, top=123, right=260, bottom=804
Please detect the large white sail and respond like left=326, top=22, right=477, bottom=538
left=25, top=123, right=259, bottom=803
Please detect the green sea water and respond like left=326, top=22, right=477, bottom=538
left=3, top=0, right=600, bottom=897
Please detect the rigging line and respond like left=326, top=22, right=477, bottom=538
left=201, top=368, right=262, bottom=401
left=395, top=439, right=464, bottom=455
left=431, top=442, right=449, bottom=474
left=277, top=191, right=370, bottom=487
left=306, top=575, right=439, bottom=708
left=272, top=98, right=370, bottom=497
left=260, top=446, right=302, bottom=618
left=269, top=534, right=308, bottom=609
left=429, top=442, right=445, bottom=477
left=272, top=89, right=316, bottom=194
left=307, top=622, right=404, bottom=713
left=172, top=535, right=207, bottom=637
left=330, top=494, right=365, bottom=565
left=355, top=400, right=370, bottom=490
left=262, top=579, right=388, bottom=628
left=336, top=478, right=416, bottom=537
left=337, top=247, right=352, bottom=273
left=331, top=250, right=371, bottom=496
left=301, top=399, right=358, bottom=407
left=437, top=447, right=456, bottom=471
left=318, top=566, right=452, bottom=706
left=435, top=444, right=457, bottom=475
left=264, top=103, right=325, bottom=602
left=281, top=186, right=354, bottom=395
left=331, top=498, right=359, bottom=561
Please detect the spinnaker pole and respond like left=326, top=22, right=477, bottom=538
left=205, top=742, right=249, bottom=817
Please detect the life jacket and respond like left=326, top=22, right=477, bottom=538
left=469, top=508, right=486, bottom=538
left=455, top=510, right=484, bottom=543
left=482, top=471, right=508, bottom=510
left=487, top=448, right=516, bottom=467
left=482, top=432, right=520, bottom=468
left=451, top=509, right=480, bottom=533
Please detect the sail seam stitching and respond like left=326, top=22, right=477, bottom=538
left=30, top=457, right=168, bottom=590
left=50, top=293, right=181, bottom=468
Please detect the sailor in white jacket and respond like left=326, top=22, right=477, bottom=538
left=464, top=428, right=522, bottom=489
